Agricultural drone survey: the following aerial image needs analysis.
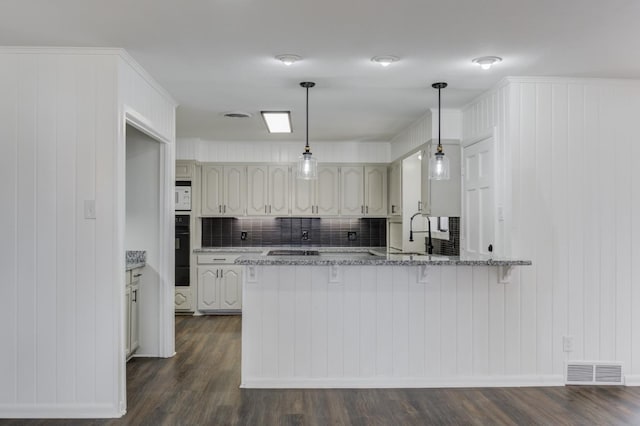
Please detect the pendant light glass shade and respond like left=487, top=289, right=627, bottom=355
left=429, top=82, right=450, bottom=181
left=297, top=81, right=318, bottom=180
left=429, top=148, right=450, bottom=180
left=297, top=149, right=318, bottom=180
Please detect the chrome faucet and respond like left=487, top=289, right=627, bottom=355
left=409, top=212, right=434, bottom=254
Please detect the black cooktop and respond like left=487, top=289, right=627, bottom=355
left=267, top=250, right=320, bottom=256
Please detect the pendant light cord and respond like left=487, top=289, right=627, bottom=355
left=438, top=86, right=441, bottom=150
left=305, top=84, right=309, bottom=150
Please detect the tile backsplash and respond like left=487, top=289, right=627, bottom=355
left=432, top=217, right=460, bottom=256
left=202, top=217, right=387, bottom=248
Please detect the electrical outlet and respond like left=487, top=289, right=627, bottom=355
left=563, top=336, right=574, bottom=352
left=240, top=231, right=247, bottom=240
left=348, top=231, right=357, bottom=241
left=301, top=230, right=309, bottom=241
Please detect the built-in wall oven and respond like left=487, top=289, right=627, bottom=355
left=175, top=214, right=190, bottom=286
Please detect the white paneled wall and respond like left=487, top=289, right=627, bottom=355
left=0, top=48, right=176, bottom=418
left=462, top=77, right=640, bottom=383
left=241, top=265, right=555, bottom=388
left=176, top=138, right=391, bottom=163
left=390, top=109, right=462, bottom=161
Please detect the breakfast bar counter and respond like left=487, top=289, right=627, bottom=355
left=237, top=248, right=533, bottom=389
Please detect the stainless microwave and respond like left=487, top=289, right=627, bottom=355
left=175, top=181, right=191, bottom=211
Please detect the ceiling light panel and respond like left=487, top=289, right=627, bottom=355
left=261, top=111, right=292, bottom=133
left=371, top=55, right=399, bottom=67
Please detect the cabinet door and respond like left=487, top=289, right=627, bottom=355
left=223, top=166, right=246, bottom=216
left=130, top=283, right=140, bottom=354
left=365, top=166, right=387, bottom=216
left=201, top=165, right=223, bottom=215
left=269, top=166, right=290, bottom=216
left=174, top=287, right=193, bottom=311
left=247, top=165, right=268, bottom=215
left=316, top=166, right=339, bottom=216
left=388, top=161, right=402, bottom=216
left=220, top=267, right=242, bottom=310
left=176, top=160, right=194, bottom=179
left=340, top=166, right=364, bottom=216
left=125, top=286, right=131, bottom=357
left=197, top=266, right=220, bottom=311
left=291, top=174, right=315, bottom=215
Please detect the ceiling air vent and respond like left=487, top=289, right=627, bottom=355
left=223, top=111, right=252, bottom=118
left=566, top=362, right=623, bottom=385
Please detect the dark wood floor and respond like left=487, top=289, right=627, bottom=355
left=3, top=315, right=640, bottom=425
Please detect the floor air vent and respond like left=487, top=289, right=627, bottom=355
left=566, top=362, right=623, bottom=385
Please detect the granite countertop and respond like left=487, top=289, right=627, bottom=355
left=126, top=250, right=147, bottom=270
left=194, top=247, right=532, bottom=266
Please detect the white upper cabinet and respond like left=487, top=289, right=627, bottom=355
left=247, top=165, right=269, bottom=215
left=248, top=165, right=290, bottom=216
left=340, top=166, right=365, bottom=216
left=388, top=160, right=402, bottom=216
left=340, top=165, right=387, bottom=216
left=176, top=160, right=195, bottom=179
left=201, top=165, right=247, bottom=216
left=365, top=165, right=388, bottom=216
left=201, top=165, right=224, bottom=215
left=421, top=140, right=461, bottom=217
left=292, top=165, right=339, bottom=216
left=316, top=166, right=340, bottom=216
left=268, top=165, right=290, bottom=216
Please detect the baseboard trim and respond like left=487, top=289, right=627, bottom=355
left=241, top=375, right=565, bottom=389
left=0, top=403, right=122, bottom=418
left=624, top=375, right=640, bottom=386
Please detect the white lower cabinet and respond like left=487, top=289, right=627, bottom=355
left=197, top=254, right=242, bottom=313
left=174, top=287, right=194, bottom=311
left=125, top=267, right=143, bottom=360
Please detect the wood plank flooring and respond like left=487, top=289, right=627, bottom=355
left=3, top=315, right=640, bottom=425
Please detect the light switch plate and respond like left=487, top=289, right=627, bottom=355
left=84, top=200, right=96, bottom=219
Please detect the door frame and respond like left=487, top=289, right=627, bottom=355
left=116, top=107, right=175, bottom=414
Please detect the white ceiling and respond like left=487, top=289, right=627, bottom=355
left=2, top=0, right=640, bottom=143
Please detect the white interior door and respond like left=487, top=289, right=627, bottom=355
left=463, top=137, right=495, bottom=256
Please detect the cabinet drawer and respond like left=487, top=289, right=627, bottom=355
left=197, top=254, right=240, bottom=264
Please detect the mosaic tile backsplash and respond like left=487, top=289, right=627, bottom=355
left=431, top=217, right=460, bottom=256
left=202, top=217, right=387, bottom=248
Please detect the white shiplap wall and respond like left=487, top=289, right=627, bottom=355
left=462, top=77, right=640, bottom=382
left=242, top=264, right=555, bottom=388
left=0, top=48, right=176, bottom=418
left=176, top=138, right=391, bottom=163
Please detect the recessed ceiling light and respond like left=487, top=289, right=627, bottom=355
left=261, top=111, right=292, bottom=133
left=371, top=55, right=399, bottom=67
left=223, top=111, right=252, bottom=118
left=275, top=54, right=302, bottom=66
left=472, top=56, right=502, bottom=70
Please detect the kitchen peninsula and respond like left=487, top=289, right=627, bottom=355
left=234, top=248, right=531, bottom=389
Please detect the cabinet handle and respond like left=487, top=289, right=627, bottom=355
left=361, top=205, right=364, bottom=214
left=213, top=258, right=226, bottom=261
left=269, top=205, right=272, bottom=214
left=265, top=205, right=267, bottom=214
left=133, top=289, right=137, bottom=302
left=418, top=201, right=422, bottom=211
left=223, top=205, right=226, bottom=213
left=218, top=205, right=222, bottom=213
left=216, top=269, right=219, bottom=278
left=133, top=273, right=142, bottom=278
left=391, top=205, right=395, bottom=214
left=366, top=206, right=369, bottom=214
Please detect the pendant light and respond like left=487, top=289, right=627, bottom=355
left=429, top=82, right=450, bottom=180
left=297, top=81, right=318, bottom=180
